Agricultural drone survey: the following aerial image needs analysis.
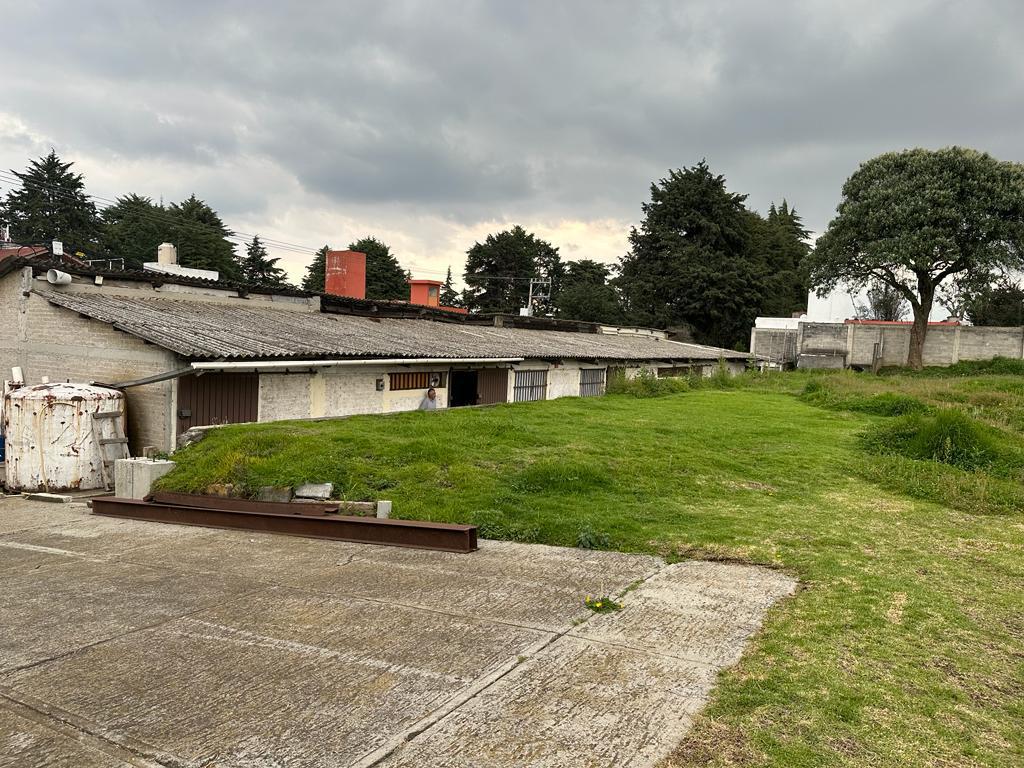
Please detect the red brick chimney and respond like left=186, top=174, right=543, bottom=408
left=325, top=250, right=366, bottom=299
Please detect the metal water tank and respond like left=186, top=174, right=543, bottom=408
left=2, top=383, right=127, bottom=491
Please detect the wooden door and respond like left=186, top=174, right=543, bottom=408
left=477, top=368, right=509, bottom=405
left=176, top=373, right=259, bottom=431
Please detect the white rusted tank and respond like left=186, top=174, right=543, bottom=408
left=2, top=383, right=127, bottom=491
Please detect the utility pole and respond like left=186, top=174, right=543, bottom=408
left=526, top=278, right=552, bottom=317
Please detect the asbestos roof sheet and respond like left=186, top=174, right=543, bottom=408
left=35, top=289, right=750, bottom=362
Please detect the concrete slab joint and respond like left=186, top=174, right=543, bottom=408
left=0, top=496, right=796, bottom=768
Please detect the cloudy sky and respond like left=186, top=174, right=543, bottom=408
left=2, top=0, right=1021, bottom=285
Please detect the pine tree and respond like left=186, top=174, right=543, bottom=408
left=100, top=194, right=169, bottom=269
left=302, top=245, right=330, bottom=291
left=349, top=236, right=408, bottom=300
left=617, top=162, right=763, bottom=348
left=2, top=150, right=100, bottom=252
left=763, top=200, right=810, bottom=316
left=439, top=267, right=462, bottom=307
left=164, top=195, right=241, bottom=281
left=241, top=235, right=289, bottom=287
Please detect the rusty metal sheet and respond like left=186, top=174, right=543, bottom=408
left=91, top=497, right=478, bottom=553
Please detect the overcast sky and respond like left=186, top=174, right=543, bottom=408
left=2, top=0, right=1021, bottom=285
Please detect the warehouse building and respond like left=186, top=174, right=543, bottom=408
left=0, top=251, right=751, bottom=453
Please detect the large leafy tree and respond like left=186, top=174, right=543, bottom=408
left=463, top=225, right=561, bottom=314
left=100, top=194, right=168, bottom=269
left=618, top=162, right=763, bottom=348
left=302, top=245, right=330, bottom=292
left=241, top=235, right=290, bottom=288
left=806, top=147, right=1024, bottom=369
left=166, top=194, right=241, bottom=281
left=349, top=236, right=408, bottom=300
left=555, top=260, right=622, bottom=323
left=2, top=150, right=100, bottom=252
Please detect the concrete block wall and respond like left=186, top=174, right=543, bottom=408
left=750, top=328, right=798, bottom=364
left=958, top=327, right=1024, bottom=361
left=259, top=373, right=314, bottom=421
left=796, top=319, right=1024, bottom=369
left=0, top=270, right=179, bottom=453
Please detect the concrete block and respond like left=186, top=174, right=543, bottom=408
left=21, top=492, right=73, bottom=503
left=258, top=486, right=294, bottom=503
left=376, top=500, right=392, bottom=519
left=114, top=458, right=176, bottom=500
left=295, top=482, right=333, bottom=500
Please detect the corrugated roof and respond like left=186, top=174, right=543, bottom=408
left=34, top=289, right=750, bottom=362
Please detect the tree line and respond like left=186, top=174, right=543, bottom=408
left=0, top=151, right=413, bottom=295
left=451, top=162, right=810, bottom=349
left=5, top=148, right=1023, bottom=363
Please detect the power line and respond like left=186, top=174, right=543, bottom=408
left=0, top=170, right=319, bottom=256
left=0, top=170, right=563, bottom=284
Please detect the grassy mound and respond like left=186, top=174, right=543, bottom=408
left=801, top=378, right=930, bottom=416
left=157, top=388, right=1024, bottom=767
left=861, top=408, right=1022, bottom=473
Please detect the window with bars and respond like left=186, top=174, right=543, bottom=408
left=579, top=368, right=606, bottom=397
left=389, top=371, right=446, bottom=390
left=513, top=370, right=547, bottom=402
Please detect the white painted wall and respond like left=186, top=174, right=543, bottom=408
left=255, top=357, right=743, bottom=424
left=258, top=364, right=449, bottom=422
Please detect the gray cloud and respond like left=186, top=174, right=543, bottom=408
left=2, top=0, right=1023, bottom=264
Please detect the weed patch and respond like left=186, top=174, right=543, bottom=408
left=584, top=596, right=622, bottom=613
left=607, top=368, right=689, bottom=397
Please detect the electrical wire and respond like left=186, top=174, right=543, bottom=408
left=0, top=169, right=564, bottom=283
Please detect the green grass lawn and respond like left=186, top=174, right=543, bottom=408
left=159, top=382, right=1024, bottom=767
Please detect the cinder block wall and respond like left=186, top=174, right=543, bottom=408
left=957, top=327, right=1024, bottom=360
left=0, top=269, right=179, bottom=453
left=751, top=328, right=798, bottom=364
left=796, top=320, right=1024, bottom=369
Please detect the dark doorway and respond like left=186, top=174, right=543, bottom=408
left=177, top=372, right=259, bottom=431
left=449, top=370, right=479, bottom=408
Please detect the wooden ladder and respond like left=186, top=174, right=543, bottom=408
left=91, top=410, right=130, bottom=490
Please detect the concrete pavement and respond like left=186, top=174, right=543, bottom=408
left=0, top=496, right=795, bottom=768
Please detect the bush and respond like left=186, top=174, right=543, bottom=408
left=607, top=368, right=689, bottom=398
left=576, top=525, right=612, bottom=550
left=861, top=409, right=1014, bottom=472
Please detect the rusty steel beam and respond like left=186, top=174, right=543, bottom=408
left=91, top=497, right=478, bottom=553
left=148, top=491, right=340, bottom=516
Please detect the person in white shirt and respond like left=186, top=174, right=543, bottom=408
left=419, top=387, right=438, bottom=410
